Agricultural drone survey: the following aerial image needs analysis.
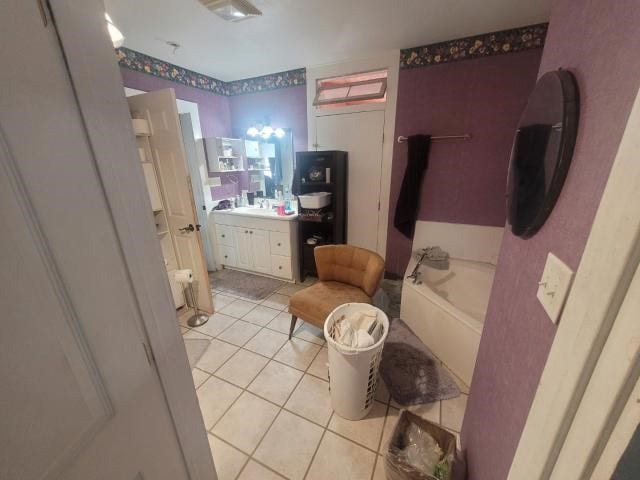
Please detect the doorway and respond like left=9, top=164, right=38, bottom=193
left=315, top=110, right=385, bottom=253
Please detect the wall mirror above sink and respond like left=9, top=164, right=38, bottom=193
left=507, top=69, right=580, bottom=239
left=243, top=127, right=295, bottom=198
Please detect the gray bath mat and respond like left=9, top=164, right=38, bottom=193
left=209, top=269, right=285, bottom=300
left=379, top=278, right=403, bottom=319
left=380, top=319, right=460, bottom=406
left=184, top=338, right=210, bottom=368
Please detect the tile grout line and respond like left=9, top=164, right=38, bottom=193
left=231, top=336, right=327, bottom=479
left=202, top=285, right=287, bottom=435
left=302, top=418, right=330, bottom=480
left=203, top=277, right=412, bottom=477
left=191, top=334, right=458, bottom=458
left=198, top=284, right=292, bottom=478
left=200, top=286, right=324, bottom=430
left=208, top=277, right=293, bottom=479
left=193, top=315, right=396, bottom=458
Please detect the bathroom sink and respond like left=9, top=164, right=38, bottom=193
left=212, top=206, right=298, bottom=221
left=232, top=207, right=278, bottom=216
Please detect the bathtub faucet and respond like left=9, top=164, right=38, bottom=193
left=407, top=246, right=450, bottom=284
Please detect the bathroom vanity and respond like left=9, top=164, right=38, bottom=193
left=211, top=208, right=299, bottom=282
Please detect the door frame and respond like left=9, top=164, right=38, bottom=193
left=125, top=87, right=218, bottom=271
left=47, top=1, right=214, bottom=478
left=314, top=110, right=386, bottom=253
left=306, top=52, right=400, bottom=259
left=508, top=86, right=640, bottom=478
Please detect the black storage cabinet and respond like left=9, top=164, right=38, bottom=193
left=294, top=150, right=347, bottom=280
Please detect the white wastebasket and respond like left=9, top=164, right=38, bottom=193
left=324, top=303, right=390, bottom=420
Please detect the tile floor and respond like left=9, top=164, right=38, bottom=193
left=180, top=274, right=469, bottom=480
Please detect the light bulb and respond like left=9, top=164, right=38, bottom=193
left=246, top=127, right=259, bottom=137
left=274, top=128, right=285, bottom=138
left=261, top=126, right=274, bottom=138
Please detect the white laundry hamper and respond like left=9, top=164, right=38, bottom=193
left=324, top=303, right=390, bottom=420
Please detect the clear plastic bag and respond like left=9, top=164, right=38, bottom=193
left=385, top=411, right=456, bottom=480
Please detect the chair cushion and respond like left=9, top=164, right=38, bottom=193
left=314, top=245, right=385, bottom=297
left=288, top=281, right=371, bottom=330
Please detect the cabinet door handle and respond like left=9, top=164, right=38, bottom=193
left=249, top=230, right=253, bottom=234
left=224, top=255, right=228, bottom=259
left=245, top=230, right=248, bottom=233
left=221, top=234, right=225, bottom=238
left=277, top=242, right=281, bottom=246
left=278, top=266, right=283, bottom=270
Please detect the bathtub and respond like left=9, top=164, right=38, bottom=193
left=400, top=256, right=496, bottom=386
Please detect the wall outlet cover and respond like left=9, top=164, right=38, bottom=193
left=207, top=177, right=222, bottom=187
left=537, top=252, right=574, bottom=324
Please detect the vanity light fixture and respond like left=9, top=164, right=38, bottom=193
left=105, top=13, right=124, bottom=48
left=260, top=126, right=274, bottom=139
left=246, top=124, right=286, bottom=139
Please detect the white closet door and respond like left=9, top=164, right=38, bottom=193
left=316, top=110, right=385, bottom=253
left=128, top=89, right=213, bottom=314
left=0, top=2, right=195, bottom=478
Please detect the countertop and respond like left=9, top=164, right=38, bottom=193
left=211, top=207, right=298, bottom=222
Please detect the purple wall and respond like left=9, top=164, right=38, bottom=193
left=461, top=2, right=640, bottom=479
left=120, top=68, right=307, bottom=200
left=120, top=67, right=231, bottom=138
left=228, top=86, right=308, bottom=155
left=120, top=67, right=236, bottom=200
left=385, top=51, right=542, bottom=275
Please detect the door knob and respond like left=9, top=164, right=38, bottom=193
left=179, top=224, right=195, bottom=233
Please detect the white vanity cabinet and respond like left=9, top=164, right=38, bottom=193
left=212, top=211, right=299, bottom=281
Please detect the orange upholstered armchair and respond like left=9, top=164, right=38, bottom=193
left=288, top=245, right=385, bottom=338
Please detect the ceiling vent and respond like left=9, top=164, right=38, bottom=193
left=199, top=0, right=262, bottom=22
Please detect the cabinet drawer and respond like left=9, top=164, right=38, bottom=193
left=216, top=224, right=234, bottom=246
left=270, top=231, right=290, bottom=256
left=218, top=245, right=237, bottom=267
left=271, top=254, right=292, bottom=279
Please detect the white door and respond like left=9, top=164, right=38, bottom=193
left=250, top=228, right=272, bottom=274
left=128, top=90, right=213, bottom=314
left=316, top=111, right=385, bottom=253
left=233, top=227, right=253, bottom=270
left=0, top=2, right=203, bottom=478
left=180, top=113, right=215, bottom=270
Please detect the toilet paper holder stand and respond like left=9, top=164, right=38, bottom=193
left=173, top=269, right=209, bottom=327
left=183, top=282, right=209, bottom=327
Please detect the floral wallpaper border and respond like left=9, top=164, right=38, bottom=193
left=400, top=23, right=548, bottom=69
left=116, top=47, right=306, bottom=96
left=227, top=68, right=306, bottom=95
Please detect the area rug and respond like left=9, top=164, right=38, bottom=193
left=184, top=338, right=210, bottom=368
left=380, top=319, right=460, bottom=406
left=209, top=269, right=285, bottom=300
left=379, top=278, right=403, bottom=319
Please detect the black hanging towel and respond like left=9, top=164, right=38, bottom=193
left=394, top=135, right=432, bottom=238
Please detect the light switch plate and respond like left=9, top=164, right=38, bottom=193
left=537, top=252, right=574, bottom=324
